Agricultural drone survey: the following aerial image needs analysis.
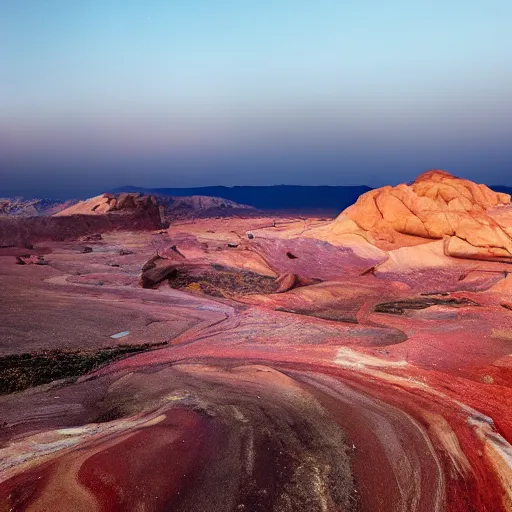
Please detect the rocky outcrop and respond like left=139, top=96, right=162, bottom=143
left=336, top=170, right=512, bottom=261
left=56, top=193, right=254, bottom=223
left=0, top=193, right=167, bottom=248
left=274, top=272, right=320, bottom=293
left=55, top=193, right=161, bottom=216
left=140, top=245, right=188, bottom=288
left=140, top=258, right=181, bottom=289
left=444, top=231, right=512, bottom=261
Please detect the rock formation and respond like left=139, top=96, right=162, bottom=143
left=140, top=246, right=187, bottom=289
left=335, top=170, right=512, bottom=260
left=57, top=193, right=255, bottom=223
left=0, top=193, right=167, bottom=248
left=55, top=192, right=160, bottom=216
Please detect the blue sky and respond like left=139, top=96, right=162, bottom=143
left=1, top=0, right=511, bottom=197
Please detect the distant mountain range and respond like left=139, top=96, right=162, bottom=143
left=3, top=184, right=511, bottom=216
left=490, top=185, right=512, bottom=196
left=110, top=185, right=373, bottom=211
left=0, top=197, right=77, bottom=217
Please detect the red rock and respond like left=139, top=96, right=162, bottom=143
left=55, top=193, right=160, bottom=216
left=15, top=254, right=45, bottom=265
left=157, top=244, right=186, bottom=260
left=140, top=255, right=185, bottom=288
left=275, top=272, right=298, bottom=293
left=274, top=272, right=320, bottom=293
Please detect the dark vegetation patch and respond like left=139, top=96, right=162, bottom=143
left=374, top=297, right=479, bottom=315
left=168, top=266, right=278, bottom=297
left=275, top=307, right=359, bottom=324
left=0, top=342, right=166, bottom=395
left=93, top=403, right=131, bottom=423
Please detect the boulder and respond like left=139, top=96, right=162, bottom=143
left=140, top=255, right=187, bottom=288
left=274, top=272, right=320, bottom=293
left=275, top=273, right=298, bottom=293
left=16, top=255, right=46, bottom=265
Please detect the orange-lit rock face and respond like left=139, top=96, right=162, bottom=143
left=337, top=170, right=512, bottom=260
left=413, top=169, right=511, bottom=208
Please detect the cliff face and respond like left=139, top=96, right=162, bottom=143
left=335, top=170, right=512, bottom=261
left=0, top=193, right=166, bottom=248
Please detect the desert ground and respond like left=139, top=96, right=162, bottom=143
left=1, top=171, right=512, bottom=511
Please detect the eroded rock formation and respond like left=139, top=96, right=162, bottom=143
left=55, top=192, right=161, bottom=216
left=0, top=193, right=167, bottom=247
left=335, top=170, right=512, bottom=260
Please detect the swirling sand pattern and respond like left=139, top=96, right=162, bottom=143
left=1, top=217, right=512, bottom=511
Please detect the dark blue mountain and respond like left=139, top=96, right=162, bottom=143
left=490, top=185, right=512, bottom=196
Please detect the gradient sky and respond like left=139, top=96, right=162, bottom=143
left=1, top=0, right=512, bottom=197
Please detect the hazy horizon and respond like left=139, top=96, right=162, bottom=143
left=2, top=1, right=511, bottom=197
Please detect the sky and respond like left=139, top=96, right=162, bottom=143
left=1, top=0, right=512, bottom=198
